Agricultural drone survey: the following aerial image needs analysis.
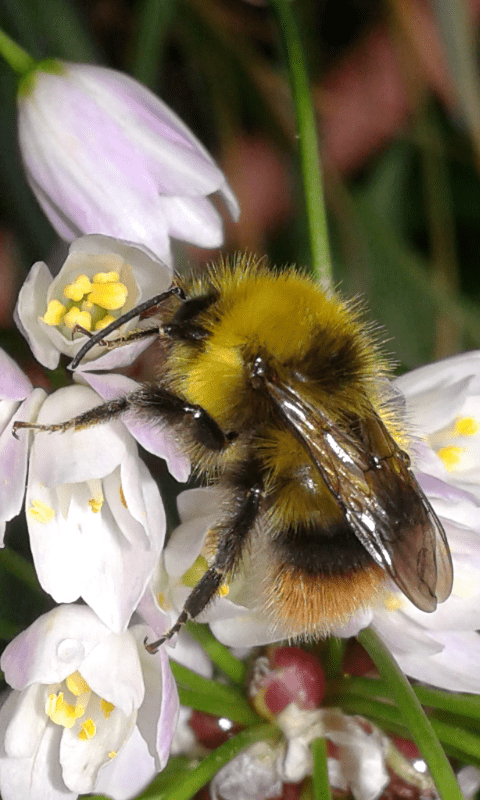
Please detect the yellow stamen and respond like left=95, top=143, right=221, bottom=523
left=87, top=282, right=128, bottom=311
left=63, top=307, right=92, bottom=331
left=95, top=313, right=116, bottom=331
left=63, top=275, right=92, bottom=301
left=78, top=718, right=96, bottom=740
left=454, top=416, right=479, bottom=437
left=384, top=593, right=404, bottom=612
left=29, top=499, right=55, bottom=524
left=437, top=445, right=465, bottom=471
left=157, top=591, right=172, bottom=611
left=93, top=271, right=120, bottom=284
left=218, top=583, right=230, bottom=597
left=119, top=485, right=127, bottom=508
left=101, top=699, right=115, bottom=718
left=89, top=495, right=104, bottom=513
left=182, top=555, right=209, bottom=588
left=108, top=751, right=117, bottom=759
left=42, top=299, right=66, bottom=326
left=66, top=671, right=90, bottom=697
left=46, top=692, right=84, bottom=728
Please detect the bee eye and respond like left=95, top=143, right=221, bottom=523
left=249, top=355, right=267, bottom=388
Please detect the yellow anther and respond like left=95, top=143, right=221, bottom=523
left=218, top=583, right=230, bottom=597
left=182, top=555, right=209, bottom=588
left=454, top=417, right=479, bottom=437
left=119, top=485, right=127, bottom=508
left=29, top=499, right=55, bottom=524
left=89, top=496, right=104, bottom=513
left=46, top=692, right=84, bottom=728
left=95, top=313, right=116, bottom=331
left=384, top=594, right=404, bottom=612
left=63, top=307, right=92, bottom=331
left=42, top=299, right=66, bottom=326
left=87, top=282, right=128, bottom=311
left=93, top=271, right=120, bottom=284
left=108, top=751, right=117, bottom=759
left=63, top=274, right=92, bottom=301
left=78, top=718, right=96, bottom=740
left=101, top=699, right=115, bottom=718
left=437, top=445, right=465, bottom=471
left=157, top=591, right=172, bottom=611
left=88, top=283, right=128, bottom=311
left=66, top=671, right=90, bottom=697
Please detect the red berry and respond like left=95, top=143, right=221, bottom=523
left=263, top=647, right=326, bottom=714
left=188, top=710, right=239, bottom=748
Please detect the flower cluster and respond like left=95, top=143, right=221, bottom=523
left=0, top=57, right=238, bottom=800
left=1, top=45, right=480, bottom=800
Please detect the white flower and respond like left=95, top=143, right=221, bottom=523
left=15, top=234, right=172, bottom=370
left=18, top=60, right=239, bottom=262
left=25, top=383, right=166, bottom=632
left=371, top=351, right=480, bottom=692
left=0, top=604, right=179, bottom=800
left=210, top=706, right=390, bottom=800
left=211, top=740, right=283, bottom=800
left=80, top=371, right=190, bottom=483
left=144, top=487, right=284, bottom=648
left=0, top=349, right=46, bottom=542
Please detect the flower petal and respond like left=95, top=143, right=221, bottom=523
left=1, top=606, right=110, bottom=688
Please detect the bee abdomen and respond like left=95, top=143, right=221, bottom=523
left=265, top=521, right=386, bottom=639
left=273, top=521, right=374, bottom=575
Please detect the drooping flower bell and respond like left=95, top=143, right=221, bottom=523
left=17, top=60, right=239, bottom=263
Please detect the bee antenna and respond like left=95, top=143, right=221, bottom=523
left=68, top=284, right=185, bottom=370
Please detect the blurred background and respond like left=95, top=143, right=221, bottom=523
left=3, top=0, right=480, bottom=371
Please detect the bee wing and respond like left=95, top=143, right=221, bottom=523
left=266, top=378, right=453, bottom=612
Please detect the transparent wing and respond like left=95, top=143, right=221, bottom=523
left=266, top=378, right=453, bottom=612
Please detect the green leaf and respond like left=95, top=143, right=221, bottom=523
left=356, top=629, right=464, bottom=800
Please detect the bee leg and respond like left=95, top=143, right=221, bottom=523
left=145, top=471, right=263, bottom=652
left=12, top=396, right=131, bottom=438
left=72, top=324, right=158, bottom=349
left=129, top=385, right=237, bottom=450
left=13, top=386, right=237, bottom=449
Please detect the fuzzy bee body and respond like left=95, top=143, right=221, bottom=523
left=19, top=255, right=453, bottom=642
left=134, top=256, right=452, bottom=639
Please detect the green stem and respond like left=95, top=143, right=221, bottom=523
left=170, top=661, right=261, bottom=726
left=269, top=0, right=332, bottom=286
left=185, top=622, right=246, bottom=684
left=311, top=737, right=332, bottom=800
left=175, top=687, right=260, bottom=726
left=322, top=636, right=345, bottom=679
left=157, top=723, right=277, bottom=800
left=170, top=660, right=244, bottom=703
left=358, top=628, right=464, bottom=800
left=0, top=27, right=34, bottom=75
left=131, top=0, right=175, bottom=87
left=329, top=675, right=480, bottom=722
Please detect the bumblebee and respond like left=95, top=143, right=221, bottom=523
left=15, top=255, right=453, bottom=646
